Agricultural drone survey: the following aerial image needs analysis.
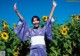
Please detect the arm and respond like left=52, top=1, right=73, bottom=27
left=49, top=1, right=57, bottom=20
left=45, top=17, right=54, bottom=41
left=44, top=1, right=57, bottom=41
left=14, top=3, right=30, bottom=43
left=43, top=1, right=57, bottom=30
left=14, top=20, right=31, bottom=43
left=14, top=3, right=23, bottom=21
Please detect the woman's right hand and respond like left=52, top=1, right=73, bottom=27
left=14, top=3, right=17, bottom=11
left=53, top=1, right=57, bottom=7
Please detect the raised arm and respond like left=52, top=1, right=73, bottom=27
left=49, top=1, right=57, bottom=20
left=14, top=3, right=23, bottom=21
left=14, top=3, right=31, bottom=43
left=44, top=1, right=57, bottom=41
left=43, top=1, right=57, bottom=30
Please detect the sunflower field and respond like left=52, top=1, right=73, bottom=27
left=0, top=14, right=80, bottom=56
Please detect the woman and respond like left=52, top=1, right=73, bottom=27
left=14, top=1, right=57, bottom=56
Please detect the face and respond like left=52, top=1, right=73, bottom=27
left=32, top=18, right=40, bottom=28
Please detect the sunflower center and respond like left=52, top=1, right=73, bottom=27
left=64, top=26, right=66, bottom=28
left=78, top=16, right=80, bottom=18
left=44, top=17, right=46, bottom=19
left=4, top=34, right=6, bottom=37
left=63, top=31, right=66, bottom=33
left=4, top=22, right=7, bottom=25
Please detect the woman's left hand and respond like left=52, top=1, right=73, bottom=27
left=14, top=3, right=17, bottom=11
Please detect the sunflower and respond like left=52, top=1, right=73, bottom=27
left=61, top=29, right=67, bottom=35
left=1, top=32, right=9, bottom=40
left=14, top=52, right=18, bottom=56
left=17, top=47, right=20, bottom=50
left=76, top=14, right=80, bottom=20
left=17, top=46, right=22, bottom=50
left=3, top=22, right=8, bottom=28
left=42, top=16, right=49, bottom=21
left=13, top=24, right=17, bottom=28
left=61, top=25, right=67, bottom=30
left=2, top=27, right=7, bottom=31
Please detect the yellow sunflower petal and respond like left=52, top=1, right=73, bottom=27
left=61, top=29, right=67, bottom=35
left=42, top=16, right=49, bottom=21
left=13, top=24, right=17, bottom=28
left=76, top=14, right=80, bottom=20
left=1, top=32, right=9, bottom=40
left=3, top=22, right=8, bottom=28
left=61, top=25, right=67, bottom=30
left=14, top=52, right=18, bottom=56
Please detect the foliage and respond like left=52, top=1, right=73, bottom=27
left=0, top=14, right=80, bottom=56
left=0, top=20, right=30, bottom=56
left=42, top=15, right=80, bottom=56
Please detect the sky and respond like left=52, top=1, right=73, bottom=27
left=0, top=0, right=80, bottom=27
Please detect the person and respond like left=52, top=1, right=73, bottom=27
left=14, top=1, right=57, bottom=56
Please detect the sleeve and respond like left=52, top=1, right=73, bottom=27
left=43, top=18, right=51, bottom=30
left=14, top=19, right=31, bottom=43
left=44, top=17, right=55, bottom=41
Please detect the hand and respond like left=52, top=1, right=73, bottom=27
left=14, top=3, right=17, bottom=11
left=53, top=1, right=57, bottom=7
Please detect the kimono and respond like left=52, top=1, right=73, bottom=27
left=14, top=18, right=54, bottom=56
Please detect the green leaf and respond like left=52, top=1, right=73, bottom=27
left=63, top=54, right=69, bottom=56
left=67, top=49, right=72, bottom=54
left=6, top=48, right=13, bottom=54
left=63, top=42, right=68, bottom=48
left=0, top=46, right=6, bottom=50
left=53, top=40, right=58, bottom=46
left=73, top=42, right=76, bottom=47
left=50, top=47, right=54, bottom=52
left=64, top=35, right=71, bottom=39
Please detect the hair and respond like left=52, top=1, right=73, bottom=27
left=31, top=16, right=40, bottom=24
